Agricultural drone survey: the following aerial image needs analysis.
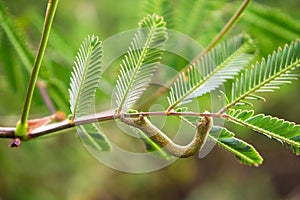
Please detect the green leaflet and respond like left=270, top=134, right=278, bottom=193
left=69, top=35, right=110, bottom=151
left=167, top=34, right=256, bottom=111
left=179, top=116, right=262, bottom=166
left=225, top=39, right=300, bottom=109
left=77, top=123, right=110, bottom=151
left=209, top=126, right=263, bottom=166
left=228, top=109, right=300, bottom=155
left=115, top=14, right=167, bottom=114
left=69, top=35, right=103, bottom=116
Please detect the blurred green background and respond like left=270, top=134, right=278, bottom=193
left=0, top=0, right=300, bottom=199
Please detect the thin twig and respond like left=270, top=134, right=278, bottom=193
left=0, top=127, right=15, bottom=138
left=190, top=0, right=252, bottom=64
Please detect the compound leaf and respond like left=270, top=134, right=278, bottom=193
left=225, top=39, right=300, bottom=109
left=228, top=109, right=300, bottom=155
left=115, top=14, right=167, bottom=114
left=209, top=126, right=263, bottom=166
left=167, top=34, right=256, bottom=111
left=69, top=35, right=110, bottom=151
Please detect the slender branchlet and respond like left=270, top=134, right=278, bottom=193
left=121, top=113, right=213, bottom=158
left=16, top=0, right=59, bottom=137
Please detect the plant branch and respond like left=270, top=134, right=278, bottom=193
left=135, top=0, right=252, bottom=110
left=0, top=128, right=15, bottom=138
left=0, top=110, right=225, bottom=140
left=17, top=0, right=59, bottom=136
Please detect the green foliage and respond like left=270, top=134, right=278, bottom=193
left=225, top=39, right=300, bottom=109
left=167, top=34, right=256, bottom=110
left=227, top=109, right=300, bottom=155
left=115, top=14, right=167, bottom=114
left=175, top=0, right=222, bottom=41
left=64, top=2, right=300, bottom=167
left=0, top=2, right=32, bottom=96
left=143, top=0, right=235, bottom=45
left=69, top=35, right=110, bottom=151
left=209, top=126, right=263, bottom=166
left=1, top=0, right=300, bottom=169
left=76, top=123, right=110, bottom=151
left=0, top=0, right=69, bottom=112
left=1, top=0, right=300, bottom=199
left=69, top=35, right=103, bottom=117
left=179, top=116, right=263, bottom=166
left=0, top=2, right=34, bottom=72
left=0, top=34, right=27, bottom=93
left=242, top=2, right=300, bottom=55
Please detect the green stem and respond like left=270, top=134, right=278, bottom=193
left=16, top=0, right=59, bottom=137
left=190, top=0, right=252, bottom=63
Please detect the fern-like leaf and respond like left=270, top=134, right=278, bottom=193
left=209, top=126, right=263, bottom=166
left=115, top=14, right=167, bottom=114
left=69, top=35, right=103, bottom=117
left=69, top=35, right=110, bottom=151
left=167, top=34, right=256, bottom=111
left=227, top=109, right=300, bottom=155
left=225, top=39, right=300, bottom=109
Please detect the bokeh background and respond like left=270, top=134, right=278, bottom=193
left=0, top=0, right=300, bottom=199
